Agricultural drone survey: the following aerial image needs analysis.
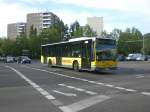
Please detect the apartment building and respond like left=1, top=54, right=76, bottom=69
left=7, top=22, right=26, bottom=40
left=26, top=12, right=60, bottom=37
left=87, top=17, right=103, bottom=36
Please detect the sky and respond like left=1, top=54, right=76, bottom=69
left=0, top=0, right=150, bottom=37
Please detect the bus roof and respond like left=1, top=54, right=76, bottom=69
left=41, top=36, right=114, bottom=47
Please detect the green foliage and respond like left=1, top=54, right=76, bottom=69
left=110, top=29, right=122, bottom=41
left=144, top=33, right=150, bottom=55
left=39, top=22, right=63, bottom=44
left=70, top=21, right=82, bottom=38
left=117, top=27, right=143, bottom=55
left=0, top=38, right=15, bottom=56
left=83, top=24, right=95, bottom=37
left=29, top=25, right=37, bottom=38
left=69, top=22, right=95, bottom=38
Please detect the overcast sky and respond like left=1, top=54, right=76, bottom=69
left=0, top=0, right=150, bottom=37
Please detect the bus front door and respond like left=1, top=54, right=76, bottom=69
left=81, top=41, right=91, bottom=69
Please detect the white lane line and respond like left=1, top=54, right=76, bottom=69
left=58, top=83, right=66, bottom=86
left=59, top=95, right=110, bottom=112
left=136, top=75, right=144, bottom=78
left=96, top=82, right=105, bottom=85
left=87, top=81, right=96, bottom=83
left=115, top=87, right=137, bottom=92
left=115, top=87, right=126, bottom=90
left=124, top=89, right=137, bottom=92
left=5, top=66, right=55, bottom=100
left=53, top=90, right=77, bottom=97
left=67, top=86, right=76, bottom=89
left=58, top=83, right=97, bottom=95
left=75, top=88, right=85, bottom=92
left=141, top=92, right=150, bottom=96
left=105, top=84, right=114, bottom=87
left=85, top=91, right=97, bottom=95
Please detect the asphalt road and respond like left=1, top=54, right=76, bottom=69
left=0, top=61, right=150, bottom=112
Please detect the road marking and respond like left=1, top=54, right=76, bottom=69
left=75, top=88, right=85, bottom=92
left=96, top=82, right=105, bottom=85
left=5, top=66, right=55, bottom=100
left=87, top=81, right=96, bottom=83
left=22, top=66, right=150, bottom=96
left=124, top=89, right=137, bottom=92
left=105, top=84, right=114, bottom=87
left=67, top=86, right=76, bottom=89
left=141, top=92, right=150, bottom=96
left=53, top=90, right=77, bottom=97
left=59, top=95, right=110, bottom=112
left=58, top=83, right=97, bottom=95
left=85, top=91, right=97, bottom=95
left=136, top=75, right=144, bottom=78
left=115, top=87, right=126, bottom=90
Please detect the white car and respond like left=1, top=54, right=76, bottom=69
left=136, top=55, right=148, bottom=61
left=5, top=56, right=15, bottom=63
left=126, top=54, right=137, bottom=61
left=126, top=53, right=145, bottom=61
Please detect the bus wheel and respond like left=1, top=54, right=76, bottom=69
left=48, top=59, right=52, bottom=67
left=73, top=61, right=79, bottom=71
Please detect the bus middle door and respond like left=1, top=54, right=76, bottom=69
left=81, top=40, right=91, bottom=69
left=56, top=46, right=62, bottom=66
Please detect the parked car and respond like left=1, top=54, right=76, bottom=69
left=136, top=55, right=148, bottom=61
left=5, top=56, right=15, bottom=63
left=126, top=54, right=138, bottom=61
left=18, top=56, right=31, bottom=64
left=126, top=53, right=148, bottom=61
left=117, top=55, right=126, bottom=61
left=147, top=55, right=150, bottom=61
left=0, top=56, right=5, bottom=61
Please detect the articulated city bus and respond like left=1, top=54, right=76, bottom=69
left=41, top=37, right=117, bottom=71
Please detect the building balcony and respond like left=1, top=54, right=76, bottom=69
left=42, top=26, right=50, bottom=29
left=42, top=18, right=51, bottom=21
left=42, top=22, right=51, bottom=25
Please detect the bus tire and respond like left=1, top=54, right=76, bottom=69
left=48, top=59, right=52, bottom=67
left=73, top=61, right=79, bottom=71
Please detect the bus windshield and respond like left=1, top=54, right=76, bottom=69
left=96, top=39, right=117, bottom=61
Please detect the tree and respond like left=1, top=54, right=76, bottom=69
left=39, top=24, right=62, bottom=44
left=0, top=39, right=15, bottom=56
left=29, top=25, right=37, bottom=38
left=110, top=29, right=122, bottom=41
left=144, top=33, right=150, bottom=55
left=117, top=27, right=143, bottom=55
left=69, top=21, right=83, bottom=38
left=83, top=24, right=95, bottom=37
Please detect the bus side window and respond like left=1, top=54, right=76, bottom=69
left=43, top=46, right=49, bottom=56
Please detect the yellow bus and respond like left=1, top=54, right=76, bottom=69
left=41, top=37, right=117, bottom=71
